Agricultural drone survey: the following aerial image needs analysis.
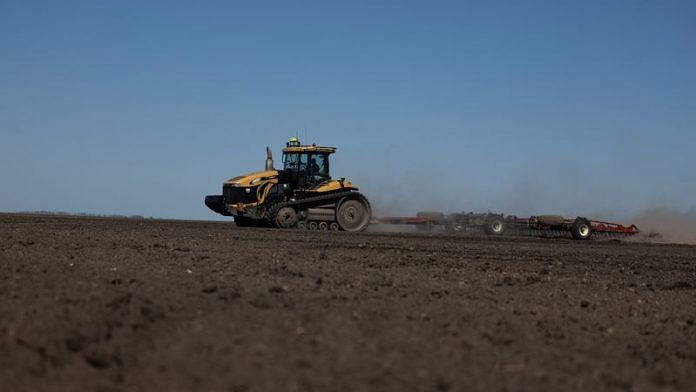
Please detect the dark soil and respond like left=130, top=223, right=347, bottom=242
left=1, top=214, right=695, bottom=391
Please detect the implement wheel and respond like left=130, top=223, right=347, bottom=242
left=571, top=217, right=592, bottom=240
left=484, top=216, right=506, bottom=235
left=336, top=196, right=371, bottom=232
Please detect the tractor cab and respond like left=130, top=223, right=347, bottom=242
left=280, top=138, right=335, bottom=189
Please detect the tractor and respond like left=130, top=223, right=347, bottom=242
left=205, top=138, right=371, bottom=231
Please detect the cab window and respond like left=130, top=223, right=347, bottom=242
left=298, top=153, right=309, bottom=171
left=309, top=154, right=328, bottom=176
left=282, top=153, right=299, bottom=170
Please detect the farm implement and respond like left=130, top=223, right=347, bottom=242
left=377, top=212, right=640, bottom=240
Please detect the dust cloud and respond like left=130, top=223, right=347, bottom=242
left=631, top=207, right=696, bottom=245
left=353, top=155, right=695, bottom=244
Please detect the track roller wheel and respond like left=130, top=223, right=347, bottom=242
left=318, top=222, right=329, bottom=231
left=336, top=196, right=371, bottom=232
left=571, top=217, right=592, bottom=240
left=308, top=221, right=318, bottom=230
left=297, top=221, right=307, bottom=230
left=329, top=222, right=340, bottom=231
left=275, top=207, right=298, bottom=229
left=484, top=216, right=506, bottom=235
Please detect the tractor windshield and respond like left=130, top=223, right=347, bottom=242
left=282, top=153, right=299, bottom=171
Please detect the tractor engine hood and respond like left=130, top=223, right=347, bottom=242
left=224, top=170, right=278, bottom=187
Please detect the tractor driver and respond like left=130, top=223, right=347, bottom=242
left=308, top=156, right=329, bottom=185
left=308, top=157, right=320, bottom=175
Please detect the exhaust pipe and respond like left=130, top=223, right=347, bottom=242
left=265, top=146, right=274, bottom=171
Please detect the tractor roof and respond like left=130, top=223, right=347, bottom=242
left=282, top=145, right=336, bottom=154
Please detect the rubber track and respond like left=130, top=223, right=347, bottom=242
left=265, top=191, right=366, bottom=228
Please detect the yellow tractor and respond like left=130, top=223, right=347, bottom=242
left=205, top=138, right=372, bottom=231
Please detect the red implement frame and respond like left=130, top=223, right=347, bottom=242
left=587, top=220, right=640, bottom=235
left=375, top=214, right=640, bottom=238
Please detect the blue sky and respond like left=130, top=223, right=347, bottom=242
left=1, top=0, right=695, bottom=220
